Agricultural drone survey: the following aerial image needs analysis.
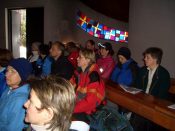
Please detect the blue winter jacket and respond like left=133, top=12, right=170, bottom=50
left=0, top=84, right=30, bottom=131
left=0, top=68, right=7, bottom=97
left=111, top=59, right=139, bottom=86
left=36, top=56, right=53, bottom=77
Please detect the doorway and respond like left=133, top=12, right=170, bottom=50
left=7, top=7, right=44, bottom=58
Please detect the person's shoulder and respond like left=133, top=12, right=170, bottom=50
left=138, top=66, right=148, bottom=74
left=57, top=56, right=69, bottom=63
left=60, top=56, right=74, bottom=69
left=13, top=84, right=30, bottom=96
left=158, top=65, right=170, bottom=75
left=45, top=56, right=53, bottom=62
left=140, top=66, right=147, bottom=70
left=129, top=59, right=137, bottom=65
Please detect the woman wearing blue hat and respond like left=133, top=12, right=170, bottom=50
left=0, top=58, right=32, bottom=130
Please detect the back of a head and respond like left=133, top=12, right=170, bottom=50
left=39, top=44, right=50, bottom=56
left=32, top=42, right=41, bottom=48
left=86, top=40, right=95, bottom=46
left=0, top=48, right=13, bottom=67
left=66, top=42, right=76, bottom=49
left=30, top=76, right=76, bottom=131
left=143, top=47, right=163, bottom=64
left=66, top=42, right=78, bottom=53
left=52, top=41, right=65, bottom=55
left=85, top=40, right=95, bottom=50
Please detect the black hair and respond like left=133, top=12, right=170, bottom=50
left=86, top=40, right=95, bottom=46
left=52, top=41, right=65, bottom=55
left=39, top=44, right=50, bottom=56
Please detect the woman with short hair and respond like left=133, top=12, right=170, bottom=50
left=70, top=48, right=105, bottom=122
left=24, top=76, right=76, bottom=131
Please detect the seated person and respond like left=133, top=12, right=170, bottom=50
left=136, top=47, right=170, bottom=99
left=24, top=76, right=77, bottom=131
left=70, top=48, right=105, bottom=122
left=131, top=47, right=170, bottom=131
left=35, top=44, right=53, bottom=77
left=0, top=58, right=32, bottom=130
left=28, top=42, right=41, bottom=72
left=85, top=40, right=99, bottom=60
left=97, top=42, right=115, bottom=79
left=111, top=47, right=139, bottom=87
left=49, top=41, right=74, bottom=80
left=66, top=41, right=79, bottom=68
left=0, top=48, right=13, bottom=97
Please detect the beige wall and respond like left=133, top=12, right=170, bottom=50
left=75, top=1, right=128, bottom=58
left=1, top=0, right=174, bottom=77
left=129, top=0, right=175, bottom=77
left=0, top=0, right=128, bottom=60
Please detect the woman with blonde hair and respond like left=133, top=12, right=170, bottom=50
left=24, top=76, right=76, bottom=131
left=70, top=48, right=105, bottom=122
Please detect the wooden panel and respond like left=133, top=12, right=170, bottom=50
left=169, top=78, right=175, bottom=94
left=105, top=80, right=175, bottom=131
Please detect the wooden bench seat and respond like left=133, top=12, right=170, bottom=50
left=104, top=79, right=175, bottom=131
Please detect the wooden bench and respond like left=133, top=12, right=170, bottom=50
left=105, top=80, right=175, bottom=131
left=169, top=78, right=175, bottom=94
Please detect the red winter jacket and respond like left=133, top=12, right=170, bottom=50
left=70, top=64, right=105, bottom=114
left=68, top=51, right=79, bottom=68
left=97, top=56, right=115, bottom=79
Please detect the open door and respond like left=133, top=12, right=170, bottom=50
left=7, top=7, right=44, bottom=58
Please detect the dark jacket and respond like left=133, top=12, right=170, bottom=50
left=136, top=65, right=170, bottom=100
left=51, top=55, right=74, bottom=80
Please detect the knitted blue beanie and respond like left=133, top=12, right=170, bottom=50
left=117, top=47, right=131, bottom=60
left=9, top=58, right=32, bottom=81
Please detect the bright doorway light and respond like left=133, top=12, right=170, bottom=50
left=11, top=9, right=26, bottom=58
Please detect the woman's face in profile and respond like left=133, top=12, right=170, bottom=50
left=77, top=53, right=90, bottom=69
left=24, top=89, right=52, bottom=125
left=100, top=48, right=109, bottom=58
left=144, top=54, right=157, bottom=68
left=118, top=55, right=127, bottom=64
left=5, top=66, right=21, bottom=88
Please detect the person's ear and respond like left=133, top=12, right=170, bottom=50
left=45, top=107, right=54, bottom=122
left=86, top=58, right=91, bottom=65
